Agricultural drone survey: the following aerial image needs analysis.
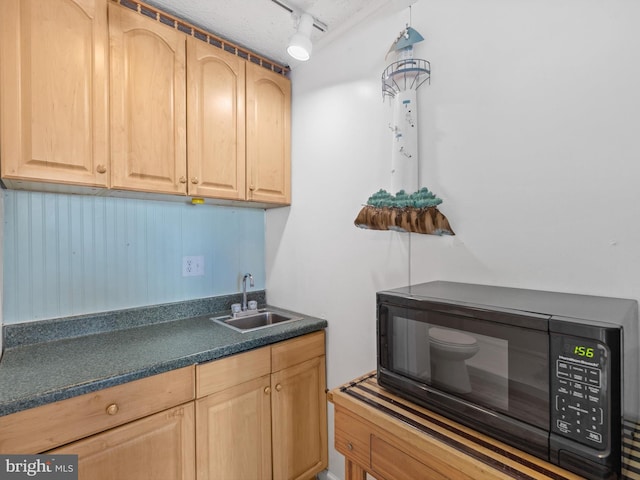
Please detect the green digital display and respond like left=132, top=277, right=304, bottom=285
left=563, top=340, right=598, bottom=360
left=573, top=345, right=595, bottom=358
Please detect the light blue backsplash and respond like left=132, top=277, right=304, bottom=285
left=3, top=190, right=265, bottom=324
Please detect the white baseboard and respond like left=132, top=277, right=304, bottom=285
left=317, top=470, right=341, bottom=480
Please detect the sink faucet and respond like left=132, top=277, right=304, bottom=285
left=242, top=273, right=254, bottom=311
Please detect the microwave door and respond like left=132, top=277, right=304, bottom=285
left=381, top=303, right=550, bottom=430
left=392, top=316, right=431, bottom=382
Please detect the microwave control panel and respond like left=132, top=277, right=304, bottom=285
left=550, top=336, right=609, bottom=449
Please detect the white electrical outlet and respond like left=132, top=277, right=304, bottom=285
left=182, top=256, right=205, bottom=277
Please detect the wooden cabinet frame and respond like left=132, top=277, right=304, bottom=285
left=1, top=0, right=291, bottom=207
left=109, top=2, right=187, bottom=195
left=50, top=403, right=196, bottom=480
left=0, top=332, right=326, bottom=480
left=330, top=373, right=585, bottom=480
left=0, top=367, right=196, bottom=479
left=186, top=37, right=246, bottom=200
left=0, top=0, right=109, bottom=190
left=196, top=331, right=327, bottom=480
left=246, top=63, right=291, bottom=205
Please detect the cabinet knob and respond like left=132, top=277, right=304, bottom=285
left=275, top=384, right=282, bottom=392
left=347, top=442, right=353, bottom=451
left=96, top=164, right=107, bottom=174
left=249, top=184, right=255, bottom=191
left=191, top=177, right=199, bottom=184
left=264, top=386, right=271, bottom=395
left=179, top=176, right=187, bottom=184
left=106, top=403, right=119, bottom=416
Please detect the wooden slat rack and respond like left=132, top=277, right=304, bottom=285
left=329, top=372, right=640, bottom=480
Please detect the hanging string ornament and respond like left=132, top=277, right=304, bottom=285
left=354, top=8, right=455, bottom=236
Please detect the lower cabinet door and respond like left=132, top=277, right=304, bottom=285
left=196, top=375, right=272, bottom=480
left=49, top=403, right=195, bottom=480
left=271, top=355, right=328, bottom=480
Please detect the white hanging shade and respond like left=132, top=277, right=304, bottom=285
left=287, top=13, right=314, bottom=61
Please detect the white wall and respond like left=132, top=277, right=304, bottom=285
left=266, top=1, right=640, bottom=478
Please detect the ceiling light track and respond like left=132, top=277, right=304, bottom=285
left=270, top=0, right=328, bottom=32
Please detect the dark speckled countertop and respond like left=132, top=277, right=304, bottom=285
left=0, top=294, right=327, bottom=417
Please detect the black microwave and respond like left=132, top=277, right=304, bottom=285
left=377, top=281, right=639, bottom=480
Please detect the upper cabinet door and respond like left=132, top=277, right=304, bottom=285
left=186, top=37, right=245, bottom=200
left=246, top=63, right=291, bottom=205
left=0, top=0, right=109, bottom=189
left=109, top=3, right=187, bottom=195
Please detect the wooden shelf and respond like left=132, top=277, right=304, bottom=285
left=329, top=373, right=640, bottom=480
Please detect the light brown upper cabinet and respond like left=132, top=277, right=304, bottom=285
left=109, top=3, right=187, bottom=195
left=188, top=39, right=291, bottom=205
left=110, top=4, right=290, bottom=204
left=1, top=0, right=291, bottom=206
left=0, top=0, right=110, bottom=190
left=186, top=37, right=246, bottom=200
left=246, top=63, right=292, bottom=205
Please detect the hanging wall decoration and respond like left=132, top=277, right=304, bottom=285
left=354, top=10, right=455, bottom=236
left=354, top=188, right=454, bottom=234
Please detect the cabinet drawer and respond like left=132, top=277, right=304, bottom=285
left=334, top=407, right=371, bottom=469
left=371, top=435, right=455, bottom=480
left=0, top=366, right=194, bottom=454
left=272, top=330, right=325, bottom=372
left=335, top=406, right=477, bottom=480
left=49, top=403, right=195, bottom=480
left=196, top=346, right=270, bottom=398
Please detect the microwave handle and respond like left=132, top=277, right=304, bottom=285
left=377, top=304, right=389, bottom=365
left=377, top=303, right=388, bottom=336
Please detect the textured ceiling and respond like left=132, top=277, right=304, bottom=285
left=142, top=0, right=414, bottom=68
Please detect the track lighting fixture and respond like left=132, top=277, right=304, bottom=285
left=287, top=13, right=314, bottom=61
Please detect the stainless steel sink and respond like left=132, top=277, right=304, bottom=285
left=212, top=309, right=302, bottom=333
